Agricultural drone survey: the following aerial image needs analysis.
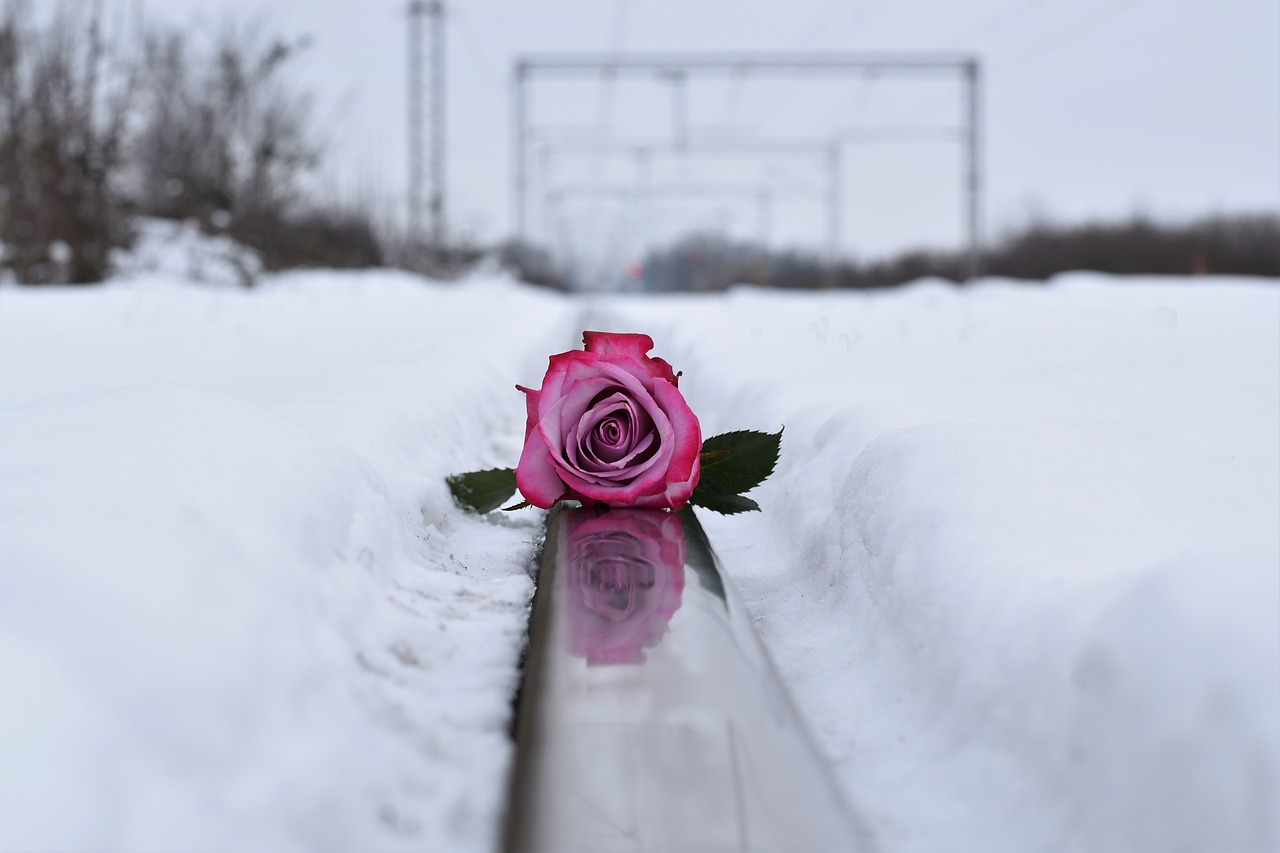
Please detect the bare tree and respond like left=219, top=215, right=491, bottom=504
left=133, top=20, right=318, bottom=228
left=0, top=0, right=135, bottom=283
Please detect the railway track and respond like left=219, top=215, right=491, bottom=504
left=502, top=504, right=871, bottom=852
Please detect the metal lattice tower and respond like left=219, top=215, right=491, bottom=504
left=408, top=1, right=446, bottom=245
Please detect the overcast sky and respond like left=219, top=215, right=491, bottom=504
left=148, top=0, right=1278, bottom=264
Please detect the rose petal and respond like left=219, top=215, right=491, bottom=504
left=517, top=384, right=541, bottom=441
left=561, top=381, right=675, bottom=500
left=574, top=396, right=635, bottom=469
left=559, top=387, right=631, bottom=475
left=646, top=356, right=680, bottom=387
left=517, top=333, right=700, bottom=510
left=583, top=331, right=680, bottom=386
left=536, top=349, right=599, bottom=420
left=650, top=379, right=702, bottom=507
left=548, top=362, right=657, bottom=455
left=601, top=431, right=657, bottom=474
left=582, top=331, right=655, bottom=359
left=516, top=430, right=567, bottom=508
left=539, top=375, right=616, bottom=461
left=564, top=443, right=671, bottom=501
left=579, top=421, right=657, bottom=477
left=575, top=400, right=660, bottom=479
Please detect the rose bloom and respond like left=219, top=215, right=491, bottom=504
left=563, top=509, right=685, bottom=665
left=516, top=332, right=701, bottom=509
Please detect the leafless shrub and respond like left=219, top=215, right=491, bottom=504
left=0, top=0, right=135, bottom=284
left=968, top=213, right=1280, bottom=282
left=133, top=22, right=318, bottom=225
left=494, top=239, right=570, bottom=291
left=229, top=207, right=383, bottom=272
left=0, top=5, right=394, bottom=286
left=385, top=238, right=483, bottom=281
left=638, top=233, right=822, bottom=292
left=131, top=22, right=402, bottom=280
left=637, top=214, right=1280, bottom=292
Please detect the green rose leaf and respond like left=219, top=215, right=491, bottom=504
left=697, top=428, right=782, bottom=494
left=446, top=467, right=517, bottom=514
left=688, top=487, right=761, bottom=515
left=689, top=428, right=782, bottom=514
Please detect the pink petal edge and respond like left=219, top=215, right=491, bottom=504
left=516, top=432, right=566, bottom=509
left=582, top=331, right=655, bottom=359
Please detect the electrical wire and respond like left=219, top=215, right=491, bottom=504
left=888, top=0, right=1152, bottom=126
left=744, top=0, right=898, bottom=128
left=592, top=0, right=630, bottom=175
left=594, top=0, right=632, bottom=286
left=1008, top=0, right=1149, bottom=67
left=450, top=4, right=504, bottom=91
left=942, top=0, right=1053, bottom=49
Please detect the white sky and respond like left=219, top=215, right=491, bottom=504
left=146, top=0, right=1278, bottom=264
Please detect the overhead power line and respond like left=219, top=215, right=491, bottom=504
left=1005, top=0, right=1150, bottom=69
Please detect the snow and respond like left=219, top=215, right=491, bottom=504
left=2, top=253, right=1277, bottom=852
left=596, top=276, right=1280, bottom=852
left=111, top=218, right=264, bottom=287
left=0, top=264, right=580, bottom=850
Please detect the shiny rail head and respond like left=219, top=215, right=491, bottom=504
left=505, top=506, right=872, bottom=853
left=553, top=506, right=726, bottom=666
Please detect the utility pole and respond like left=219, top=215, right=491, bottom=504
left=662, top=70, right=688, bottom=151
left=408, top=1, right=446, bottom=245
left=826, top=141, right=841, bottom=265
left=825, top=141, right=841, bottom=288
left=965, top=59, right=982, bottom=281
left=513, top=61, right=528, bottom=241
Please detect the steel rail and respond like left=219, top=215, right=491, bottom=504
left=503, top=506, right=872, bottom=853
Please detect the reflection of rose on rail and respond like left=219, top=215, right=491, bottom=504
left=563, top=509, right=685, bottom=666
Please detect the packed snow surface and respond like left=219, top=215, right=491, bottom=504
left=0, top=267, right=580, bottom=851
left=2, top=259, right=1277, bottom=852
left=598, top=276, right=1280, bottom=853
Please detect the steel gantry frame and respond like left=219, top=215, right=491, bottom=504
left=535, top=138, right=833, bottom=259
left=546, top=183, right=781, bottom=247
left=511, top=52, right=983, bottom=278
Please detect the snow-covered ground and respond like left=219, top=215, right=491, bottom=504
left=598, top=277, right=1280, bottom=852
left=0, top=262, right=580, bottom=851
left=2, top=244, right=1277, bottom=851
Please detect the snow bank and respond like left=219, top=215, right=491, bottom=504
left=598, top=275, right=1280, bottom=852
left=112, top=217, right=264, bottom=287
left=0, top=270, right=579, bottom=851
left=3, top=268, right=1275, bottom=852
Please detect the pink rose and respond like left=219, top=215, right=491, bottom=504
left=516, top=331, right=701, bottom=509
left=563, top=509, right=685, bottom=665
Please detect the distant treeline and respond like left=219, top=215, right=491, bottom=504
left=622, top=213, right=1280, bottom=293
left=0, top=1, right=392, bottom=285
